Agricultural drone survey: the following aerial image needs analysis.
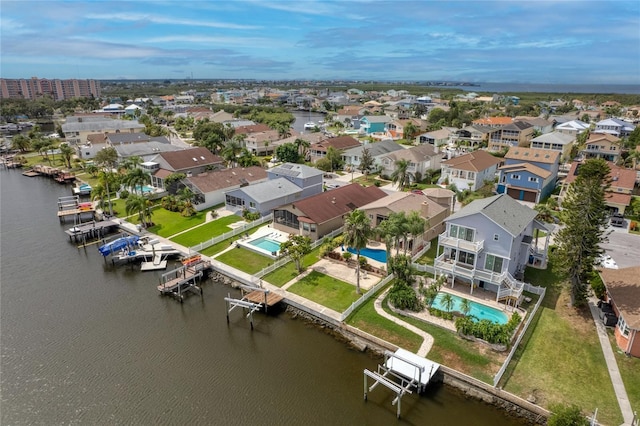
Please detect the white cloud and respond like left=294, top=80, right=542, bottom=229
left=85, top=12, right=261, bottom=30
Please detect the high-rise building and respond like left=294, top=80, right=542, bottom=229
left=0, top=77, right=101, bottom=100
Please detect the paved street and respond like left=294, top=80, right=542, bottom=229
left=601, top=226, right=640, bottom=269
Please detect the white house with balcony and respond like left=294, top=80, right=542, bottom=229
left=434, top=194, right=549, bottom=307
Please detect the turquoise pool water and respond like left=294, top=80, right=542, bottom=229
left=249, top=236, right=281, bottom=253
left=431, top=292, right=508, bottom=325
left=346, top=247, right=386, bottom=263
left=134, top=185, right=154, bottom=194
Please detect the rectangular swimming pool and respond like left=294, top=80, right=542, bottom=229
left=431, top=292, right=508, bottom=325
left=346, top=247, right=386, bottom=263
left=248, top=235, right=281, bottom=253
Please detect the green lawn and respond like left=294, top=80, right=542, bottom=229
left=346, top=290, right=423, bottom=352
left=169, top=215, right=242, bottom=247
left=145, top=209, right=208, bottom=237
left=286, top=271, right=360, bottom=312
left=263, top=246, right=322, bottom=287
left=215, top=246, right=273, bottom=274
left=198, top=223, right=266, bottom=257
left=414, top=237, right=439, bottom=265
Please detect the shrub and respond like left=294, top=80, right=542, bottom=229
left=548, top=403, right=589, bottom=426
left=359, top=256, right=368, bottom=267
left=119, top=189, right=129, bottom=199
left=589, top=271, right=606, bottom=299
left=342, top=251, right=352, bottom=261
left=242, top=210, right=261, bottom=221
left=332, top=235, right=345, bottom=246
left=389, top=282, right=423, bottom=311
left=374, top=181, right=381, bottom=187
left=630, top=220, right=638, bottom=231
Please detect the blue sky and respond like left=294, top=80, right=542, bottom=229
left=1, top=1, right=639, bottom=84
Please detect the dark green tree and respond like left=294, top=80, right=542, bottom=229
left=357, top=146, right=374, bottom=178
left=547, top=403, right=589, bottom=426
left=280, top=235, right=312, bottom=273
left=555, top=158, right=610, bottom=305
left=275, top=142, right=301, bottom=163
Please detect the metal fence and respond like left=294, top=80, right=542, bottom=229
left=252, top=227, right=344, bottom=279
left=493, top=285, right=547, bottom=387
left=189, top=213, right=273, bottom=252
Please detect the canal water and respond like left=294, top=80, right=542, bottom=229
left=291, top=110, right=326, bottom=133
left=0, top=168, right=526, bottom=425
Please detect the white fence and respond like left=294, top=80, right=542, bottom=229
left=340, top=274, right=395, bottom=321
left=252, top=227, right=344, bottom=279
left=493, top=285, right=547, bottom=387
left=189, top=214, right=273, bottom=252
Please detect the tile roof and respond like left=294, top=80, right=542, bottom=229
left=586, top=133, right=621, bottom=145
left=342, top=139, right=404, bottom=157
left=505, top=147, right=559, bottom=164
left=360, top=192, right=447, bottom=219
left=234, top=123, right=272, bottom=135
left=499, top=163, right=552, bottom=179
left=186, top=166, right=267, bottom=193
left=442, top=150, right=502, bottom=172
left=565, top=161, right=635, bottom=190
left=310, top=136, right=361, bottom=152
left=158, top=147, right=223, bottom=171
left=472, top=116, right=513, bottom=126
left=600, top=266, right=640, bottom=329
left=447, top=193, right=537, bottom=236
left=290, top=184, right=387, bottom=224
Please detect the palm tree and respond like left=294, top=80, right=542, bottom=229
left=294, top=138, right=311, bottom=160
left=221, top=140, right=242, bottom=167
left=91, top=183, right=107, bottom=210
left=406, top=211, right=427, bottom=255
left=460, top=298, right=472, bottom=317
left=388, top=211, right=408, bottom=255
left=123, top=167, right=150, bottom=195
left=441, top=293, right=454, bottom=314
left=344, top=209, right=373, bottom=295
left=59, top=143, right=74, bottom=169
left=376, top=219, right=395, bottom=273
left=391, top=158, right=414, bottom=191
left=126, top=194, right=153, bottom=227
left=403, top=122, right=419, bottom=142
left=120, top=156, right=143, bottom=172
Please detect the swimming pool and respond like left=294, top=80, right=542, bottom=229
left=134, top=185, right=154, bottom=194
left=346, top=247, right=387, bottom=263
left=431, top=292, right=508, bottom=325
left=249, top=235, right=281, bottom=253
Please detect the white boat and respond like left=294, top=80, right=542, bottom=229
left=304, top=122, right=316, bottom=130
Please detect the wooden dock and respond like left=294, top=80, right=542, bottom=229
left=243, top=289, right=284, bottom=307
left=65, top=220, right=119, bottom=244
left=57, top=195, right=96, bottom=222
left=157, top=260, right=212, bottom=302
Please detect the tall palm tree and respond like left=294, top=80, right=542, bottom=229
left=124, top=167, right=150, bottom=195
left=94, top=147, right=119, bottom=216
left=344, top=209, right=373, bottom=295
left=126, top=194, right=153, bottom=227
left=121, top=156, right=143, bottom=172
left=221, top=140, right=242, bottom=167
left=59, top=143, right=74, bottom=169
left=91, top=183, right=107, bottom=210
left=294, top=138, right=311, bottom=160
left=277, top=124, right=292, bottom=140
left=441, top=293, right=454, bottom=314
left=388, top=211, right=408, bottom=255
left=406, top=211, right=427, bottom=255
left=376, top=219, right=395, bottom=273
left=403, top=122, right=419, bottom=142
left=391, top=158, right=414, bottom=191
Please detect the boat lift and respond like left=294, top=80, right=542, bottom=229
left=364, top=349, right=440, bottom=418
left=224, top=293, right=262, bottom=330
left=158, top=265, right=204, bottom=302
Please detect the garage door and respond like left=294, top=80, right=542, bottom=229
left=507, top=187, right=537, bottom=202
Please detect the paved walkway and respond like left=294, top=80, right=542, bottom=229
left=587, top=297, right=635, bottom=425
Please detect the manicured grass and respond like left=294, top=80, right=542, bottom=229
left=145, top=209, right=208, bottom=237
left=263, top=246, right=322, bottom=287
left=169, top=215, right=242, bottom=247
left=609, top=331, right=640, bottom=414
left=198, top=223, right=266, bottom=257
left=414, top=237, right=439, bottom=265
left=287, top=271, right=360, bottom=312
left=346, top=290, right=423, bottom=352
left=215, top=247, right=273, bottom=274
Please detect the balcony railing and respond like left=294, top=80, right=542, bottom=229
left=438, top=232, right=484, bottom=252
left=434, top=254, right=520, bottom=285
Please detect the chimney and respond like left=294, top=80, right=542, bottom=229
left=421, top=201, right=429, bottom=218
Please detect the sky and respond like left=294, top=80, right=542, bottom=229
left=1, top=0, right=639, bottom=84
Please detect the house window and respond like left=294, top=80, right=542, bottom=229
left=493, top=234, right=499, bottom=241
left=618, top=316, right=630, bottom=337
left=302, top=222, right=310, bottom=231
left=528, top=177, right=539, bottom=183
left=310, top=224, right=317, bottom=232
left=226, top=195, right=245, bottom=207
left=458, top=251, right=475, bottom=266
left=485, top=254, right=504, bottom=273
left=449, top=224, right=475, bottom=242
left=249, top=202, right=255, bottom=208
left=512, top=174, right=521, bottom=180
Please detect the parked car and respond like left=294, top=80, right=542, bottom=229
left=610, top=213, right=625, bottom=227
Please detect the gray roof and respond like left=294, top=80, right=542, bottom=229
left=362, top=115, right=392, bottom=123
left=531, top=131, right=574, bottom=145
left=114, top=141, right=183, bottom=158
left=230, top=177, right=301, bottom=203
left=342, top=139, right=404, bottom=157
left=268, top=163, right=323, bottom=179
left=447, top=194, right=537, bottom=236
left=62, top=119, right=145, bottom=132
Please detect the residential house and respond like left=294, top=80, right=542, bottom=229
left=440, top=150, right=502, bottom=191
left=530, top=131, right=575, bottom=162
left=594, top=118, right=636, bottom=138
left=244, top=129, right=282, bottom=155
left=423, top=188, right=457, bottom=215
left=417, top=128, right=453, bottom=149
left=75, top=133, right=175, bottom=161
left=147, top=147, right=224, bottom=189
left=224, top=163, right=324, bottom=216
left=380, top=144, right=441, bottom=182
left=308, top=136, right=361, bottom=162
left=488, top=121, right=535, bottom=152
left=449, top=125, right=493, bottom=149
left=582, top=133, right=622, bottom=163
left=515, top=116, right=554, bottom=134
left=434, top=194, right=550, bottom=306
left=336, top=105, right=366, bottom=125
left=360, top=192, right=450, bottom=253
left=554, top=119, right=590, bottom=137
left=497, top=147, right=560, bottom=203
left=383, top=105, right=411, bottom=120
left=599, top=267, right=640, bottom=358
left=62, top=116, right=145, bottom=145
left=182, top=166, right=268, bottom=211
left=272, top=183, right=386, bottom=241
left=359, top=115, right=392, bottom=135
left=341, top=139, right=404, bottom=171
left=562, top=160, right=635, bottom=214
left=386, top=118, right=425, bottom=140
left=472, top=116, right=513, bottom=128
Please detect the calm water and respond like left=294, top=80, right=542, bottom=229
left=292, top=111, right=326, bottom=133
left=432, top=293, right=508, bottom=325
left=455, top=82, right=640, bottom=94
left=0, top=169, right=526, bottom=425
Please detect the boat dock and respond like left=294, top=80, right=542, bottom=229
left=57, top=195, right=96, bottom=223
left=65, top=220, right=119, bottom=244
left=364, top=348, right=440, bottom=418
left=157, top=259, right=212, bottom=302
